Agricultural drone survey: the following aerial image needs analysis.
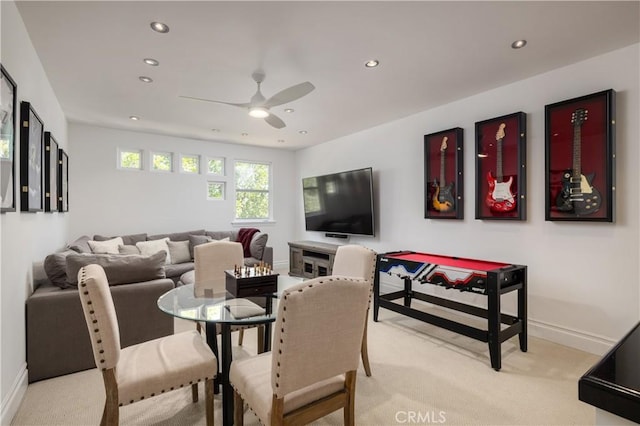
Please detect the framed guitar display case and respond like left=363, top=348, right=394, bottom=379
left=545, top=89, right=615, bottom=222
left=424, top=127, right=463, bottom=219
left=475, top=112, right=527, bottom=220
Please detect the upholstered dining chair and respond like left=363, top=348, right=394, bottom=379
left=332, top=244, right=377, bottom=377
left=230, top=276, right=370, bottom=426
left=194, top=240, right=264, bottom=349
left=77, top=264, right=217, bottom=426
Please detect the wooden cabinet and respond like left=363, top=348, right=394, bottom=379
left=288, top=241, right=339, bottom=278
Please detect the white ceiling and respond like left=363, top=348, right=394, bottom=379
left=14, top=1, right=640, bottom=150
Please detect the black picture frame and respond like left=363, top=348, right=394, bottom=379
left=44, top=132, right=59, bottom=212
left=20, top=102, right=45, bottom=212
left=475, top=112, right=527, bottom=220
left=58, top=149, right=68, bottom=212
left=424, top=127, right=464, bottom=219
left=545, top=89, right=615, bottom=222
left=1, top=65, right=17, bottom=213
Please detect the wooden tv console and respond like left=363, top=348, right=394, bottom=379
left=288, top=241, right=339, bottom=278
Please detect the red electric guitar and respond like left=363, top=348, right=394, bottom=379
left=485, top=123, right=516, bottom=213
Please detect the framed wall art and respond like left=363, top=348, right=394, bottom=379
left=545, top=89, right=615, bottom=222
left=1, top=65, right=17, bottom=213
left=475, top=112, right=527, bottom=220
left=20, top=101, right=45, bottom=212
left=424, top=127, right=464, bottom=219
left=58, top=149, right=68, bottom=212
left=44, top=132, right=58, bottom=212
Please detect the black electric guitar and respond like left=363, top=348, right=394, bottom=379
left=556, top=108, right=601, bottom=215
left=432, top=137, right=455, bottom=212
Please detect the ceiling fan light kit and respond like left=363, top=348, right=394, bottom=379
left=180, top=72, right=315, bottom=129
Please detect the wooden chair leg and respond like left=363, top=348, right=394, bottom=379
left=196, top=322, right=202, bottom=333
left=205, top=378, right=214, bottom=426
left=192, top=383, right=199, bottom=402
left=257, top=325, right=265, bottom=354
left=238, top=328, right=244, bottom=346
left=102, top=369, right=119, bottom=426
left=344, top=371, right=357, bottom=426
left=271, top=395, right=284, bottom=426
left=361, top=317, right=372, bottom=377
left=234, top=389, right=244, bottom=426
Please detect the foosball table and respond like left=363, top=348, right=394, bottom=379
left=373, top=251, right=527, bottom=370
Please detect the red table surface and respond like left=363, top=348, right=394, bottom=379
left=385, top=252, right=508, bottom=272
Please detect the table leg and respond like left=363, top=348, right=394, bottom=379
left=518, top=268, right=528, bottom=352
left=403, top=278, right=412, bottom=308
left=221, top=323, right=233, bottom=426
left=205, top=322, right=220, bottom=394
left=487, top=281, right=501, bottom=371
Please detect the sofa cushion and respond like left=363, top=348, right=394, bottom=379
left=65, top=252, right=167, bottom=286
left=250, top=232, right=269, bottom=261
left=43, top=250, right=76, bottom=289
left=94, top=233, right=148, bottom=246
left=136, top=238, right=171, bottom=264
left=243, top=256, right=262, bottom=267
left=189, top=234, right=212, bottom=258
left=67, top=235, right=92, bottom=254
left=165, top=262, right=194, bottom=279
left=167, top=240, right=191, bottom=264
left=118, top=245, right=140, bottom=255
left=88, top=237, right=124, bottom=254
left=148, top=229, right=205, bottom=242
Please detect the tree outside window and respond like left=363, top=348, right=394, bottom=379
left=152, top=152, right=172, bottom=172
left=235, top=161, right=270, bottom=220
left=207, top=182, right=225, bottom=200
left=208, top=157, right=224, bottom=175
left=119, top=149, right=142, bottom=170
left=181, top=154, right=199, bottom=174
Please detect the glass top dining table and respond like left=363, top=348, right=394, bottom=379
left=157, top=275, right=304, bottom=426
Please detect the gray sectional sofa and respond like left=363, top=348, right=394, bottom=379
left=26, top=229, right=272, bottom=382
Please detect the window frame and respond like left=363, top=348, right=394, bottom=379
left=179, top=153, right=200, bottom=174
left=207, top=181, right=226, bottom=201
left=206, top=156, right=225, bottom=176
left=150, top=151, right=173, bottom=173
left=233, top=159, right=272, bottom=221
left=117, top=148, right=143, bottom=171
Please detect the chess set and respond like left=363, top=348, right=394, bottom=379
left=232, top=261, right=275, bottom=278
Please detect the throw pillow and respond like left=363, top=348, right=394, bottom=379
left=43, top=250, right=76, bottom=288
left=136, top=238, right=171, bottom=264
left=167, top=240, right=191, bottom=264
left=94, top=233, right=148, bottom=246
left=188, top=234, right=213, bottom=258
left=65, top=251, right=167, bottom=286
left=87, top=237, right=124, bottom=254
left=118, top=244, right=140, bottom=255
left=66, top=235, right=92, bottom=253
left=250, top=232, right=269, bottom=260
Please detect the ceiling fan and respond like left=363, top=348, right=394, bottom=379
left=180, top=71, right=315, bottom=129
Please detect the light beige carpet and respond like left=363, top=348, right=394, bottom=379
left=11, top=306, right=599, bottom=425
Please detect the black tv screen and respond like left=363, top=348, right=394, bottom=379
left=303, top=167, right=375, bottom=236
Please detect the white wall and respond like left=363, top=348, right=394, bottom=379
left=295, top=44, right=640, bottom=354
left=0, top=1, right=68, bottom=422
left=68, top=124, right=297, bottom=267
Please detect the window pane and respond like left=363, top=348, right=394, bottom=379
left=207, top=182, right=224, bottom=200
left=152, top=152, right=172, bottom=171
left=236, top=191, right=269, bottom=219
left=235, top=162, right=269, bottom=190
left=120, top=150, right=141, bottom=169
left=208, top=158, right=224, bottom=175
left=0, top=140, right=10, bottom=159
left=181, top=155, right=199, bottom=173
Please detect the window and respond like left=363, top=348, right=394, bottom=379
left=118, top=149, right=142, bottom=170
left=207, top=157, right=225, bottom=175
left=207, top=182, right=225, bottom=200
left=151, top=152, right=173, bottom=172
left=180, top=154, right=199, bottom=174
left=234, top=161, right=270, bottom=220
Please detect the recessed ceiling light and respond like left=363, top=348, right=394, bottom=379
left=143, top=58, right=159, bottom=66
left=139, top=76, right=153, bottom=83
left=298, top=130, right=308, bottom=135
left=277, top=139, right=285, bottom=143
left=150, top=22, right=169, bottom=33
left=129, top=116, right=139, bottom=121
left=365, top=59, right=379, bottom=68
left=241, top=132, right=248, bottom=136
left=284, top=108, right=294, bottom=113
left=211, top=128, right=220, bottom=132
left=511, top=39, right=527, bottom=49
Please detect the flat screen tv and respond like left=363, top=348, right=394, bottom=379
left=303, top=167, right=375, bottom=237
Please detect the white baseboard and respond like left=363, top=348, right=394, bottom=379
left=1, top=364, right=28, bottom=426
left=528, top=319, right=615, bottom=356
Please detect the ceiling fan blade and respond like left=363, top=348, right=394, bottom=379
left=263, top=82, right=315, bottom=108
left=179, top=95, right=251, bottom=108
left=264, top=113, right=286, bottom=129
